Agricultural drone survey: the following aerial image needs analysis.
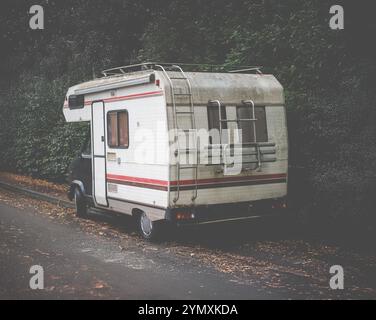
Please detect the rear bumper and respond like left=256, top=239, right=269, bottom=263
left=166, top=197, right=288, bottom=226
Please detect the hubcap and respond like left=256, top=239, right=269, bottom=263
left=140, top=213, right=153, bottom=237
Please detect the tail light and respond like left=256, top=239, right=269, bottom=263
left=272, top=200, right=287, bottom=210
left=175, top=212, right=195, bottom=221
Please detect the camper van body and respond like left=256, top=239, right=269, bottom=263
left=63, top=63, right=288, bottom=239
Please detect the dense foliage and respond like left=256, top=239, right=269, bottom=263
left=0, top=0, right=375, bottom=227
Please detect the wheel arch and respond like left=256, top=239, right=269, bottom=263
left=68, top=180, right=86, bottom=201
left=131, top=207, right=145, bottom=218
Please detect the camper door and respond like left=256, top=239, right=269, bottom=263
left=91, top=101, right=108, bottom=207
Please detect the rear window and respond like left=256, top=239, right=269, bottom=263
left=207, top=104, right=227, bottom=144
left=236, top=105, right=268, bottom=143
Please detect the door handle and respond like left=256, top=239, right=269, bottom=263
left=101, top=136, right=104, bottom=142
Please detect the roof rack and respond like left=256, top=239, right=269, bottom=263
left=101, top=62, right=263, bottom=77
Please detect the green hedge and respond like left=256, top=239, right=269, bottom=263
left=0, top=74, right=88, bottom=181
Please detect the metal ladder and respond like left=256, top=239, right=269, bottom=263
left=156, top=64, right=199, bottom=203
left=243, top=100, right=262, bottom=170
left=209, top=99, right=262, bottom=171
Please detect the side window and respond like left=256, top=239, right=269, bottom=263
left=207, top=104, right=227, bottom=144
left=107, top=110, right=129, bottom=148
left=68, top=94, right=85, bottom=109
left=236, top=105, right=268, bottom=143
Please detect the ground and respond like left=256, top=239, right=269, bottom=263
left=0, top=173, right=376, bottom=299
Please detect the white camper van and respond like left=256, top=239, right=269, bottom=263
left=64, top=63, right=288, bottom=240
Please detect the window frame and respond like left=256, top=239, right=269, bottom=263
left=107, top=110, right=129, bottom=149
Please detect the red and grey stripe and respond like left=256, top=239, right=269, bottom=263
left=64, top=90, right=164, bottom=108
left=106, top=173, right=287, bottom=191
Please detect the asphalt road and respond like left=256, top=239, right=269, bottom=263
left=0, top=201, right=279, bottom=300
left=1, top=187, right=376, bottom=300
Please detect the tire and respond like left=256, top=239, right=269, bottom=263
left=74, top=187, right=87, bottom=218
left=137, top=212, right=162, bottom=241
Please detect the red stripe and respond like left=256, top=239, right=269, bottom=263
left=106, top=173, right=287, bottom=188
left=106, top=174, right=168, bottom=187
left=63, top=90, right=163, bottom=108
left=101, top=91, right=163, bottom=103
left=170, top=173, right=287, bottom=186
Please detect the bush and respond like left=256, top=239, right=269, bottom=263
left=0, top=73, right=88, bottom=181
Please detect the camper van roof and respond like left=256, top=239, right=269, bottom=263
left=69, top=63, right=284, bottom=106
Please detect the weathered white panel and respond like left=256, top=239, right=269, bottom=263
left=175, top=182, right=287, bottom=206
left=107, top=182, right=168, bottom=208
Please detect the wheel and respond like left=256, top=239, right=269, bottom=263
left=138, top=212, right=161, bottom=241
left=74, top=187, right=87, bottom=218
